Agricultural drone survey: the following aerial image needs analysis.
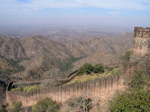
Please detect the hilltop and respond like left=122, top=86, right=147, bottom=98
left=0, top=27, right=149, bottom=112
left=0, top=32, right=133, bottom=79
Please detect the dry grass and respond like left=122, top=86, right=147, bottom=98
left=12, top=85, right=39, bottom=92
left=66, top=67, right=122, bottom=85
left=66, top=73, right=106, bottom=85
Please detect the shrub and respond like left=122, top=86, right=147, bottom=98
left=110, top=89, right=150, bottom=112
left=110, top=69, right=150, bottom=112
left=121, top=51, right=131, bottom=62
left=77, top=63, right=104, bottom=75
left=128, top=71, right=145, bottom=89
left=32, top=98, right=60, bottom=112
left=107, top=67, right=122, bottom=76
left=82, top=63, right=93, bottom=74
left=0, top=106, right=7, bottom=112
left=8, top=101, right=22, bottom=112
left=93, top=64, right=104, bottom=73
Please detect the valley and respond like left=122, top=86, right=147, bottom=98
left=0, top=0, right=150, bottom=111
left=0, top=31, right=133, bottom=79
left=0, top=27, right=149, bottom=112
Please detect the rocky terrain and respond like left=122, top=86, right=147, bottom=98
left=1, top=27, right=149, bottom=112
left=0, top=32, right=133, bottom=79
left=71, top=53, right=121, bottom=71
left=0, top=35, right=126, bottom=105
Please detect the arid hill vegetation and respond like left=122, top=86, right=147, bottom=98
left=0, top=32, right=133, bottom=79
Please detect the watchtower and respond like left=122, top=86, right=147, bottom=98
left=134, top=27, right=150, bottom=38
left=130, top=27, right=150, bottom=62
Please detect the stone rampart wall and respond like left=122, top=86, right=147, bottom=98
left=7, top=74, right=125, bottom=107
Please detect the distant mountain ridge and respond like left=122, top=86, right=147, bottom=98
left=0, top=33, right=133, bottom=78
left=66, top=33, right=133, bottom=58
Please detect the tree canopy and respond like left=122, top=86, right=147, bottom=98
left=77, top=63, right=104, bottom=75
left=32, top=98, right=60, bottom=112
left=110, top=89, right=150, bottom=112
left=110, top=71, right=150, bottom=112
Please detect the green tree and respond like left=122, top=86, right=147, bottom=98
left=110, top=89, right=150, bottom=112
left=32, top=98, right=60, bottom=112
left=78, top=63, right=93, bottom=75
left=93, top=64, right=104, bottom=73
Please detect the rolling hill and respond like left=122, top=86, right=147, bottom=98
left=0, top=32, right=133, bottom=79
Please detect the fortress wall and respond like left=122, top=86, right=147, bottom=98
left=12, top=73, right=78, bottom=88
left=13, top=82, right=41, bottom=88
left=12, top=70, right=78, bottom=87
left=134, top=27, right=150, bottom=38
left=6, top=91, right=26, bottom=105
left=131, top=27, right=150, bottom=62
left=7, top=74, right=125, bottom=107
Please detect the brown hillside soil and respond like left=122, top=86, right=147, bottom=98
left=0, top=32, right=133, bottom=79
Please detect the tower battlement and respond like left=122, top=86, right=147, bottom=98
left=130, top=27, right=150, bottom=62
left=134, top=27, right=150, bottom=38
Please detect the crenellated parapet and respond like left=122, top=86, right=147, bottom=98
left=134, top=27, right=150, bottom=38
left=125, top=27, right=150, bottom=76
left=130, top=27, right=150, bottom=62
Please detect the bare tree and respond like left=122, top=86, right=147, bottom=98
left=67, top=96, right=100, bottom=112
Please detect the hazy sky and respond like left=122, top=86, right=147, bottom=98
left=0, top=0, right=150, bottom=27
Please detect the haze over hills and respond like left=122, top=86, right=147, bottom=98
left=66, top=33, right=133, bottom=57
left=0, top=31, right=133, bottom=79
left=0, top=26, right=132, bottom=44
left=0, top=0, right=149, bottom=111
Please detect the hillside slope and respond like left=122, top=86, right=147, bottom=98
left=71, top=53, right=121, bottom=71
left=0, top=33, right=133, bottom=78
left=66, top=33, right=133, bottom=58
